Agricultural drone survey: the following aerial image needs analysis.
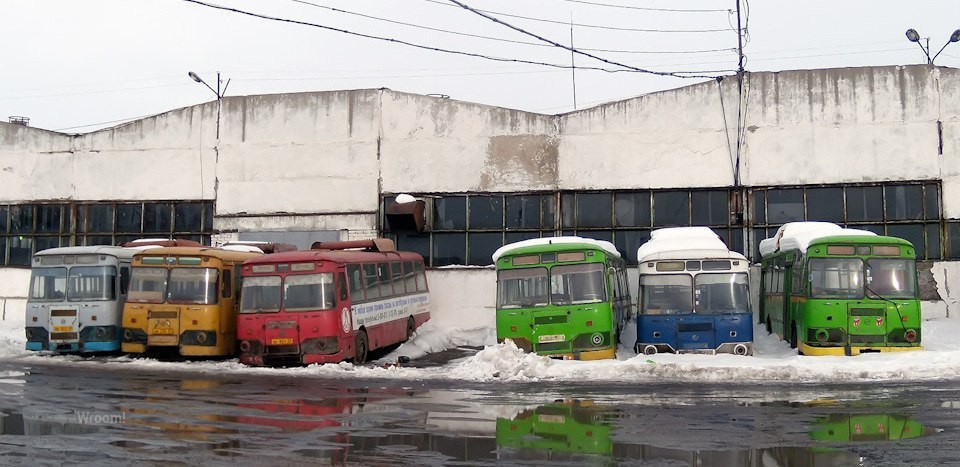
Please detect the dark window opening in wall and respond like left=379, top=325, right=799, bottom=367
left=505, top=231, right=541, bottom=245
left=11, top=205, right=34, bottom=234
left=925, top=183, right=940, bottom=220
left=175, top=203, right=204, bottom=233
left=614, top=229, right=651, bottom=264
left=203, top=203, right=215, bottom=232
left=926, top=223, right=942, bottom=260
left=82, top=205, right=115, bottom=233
left=9, top=236, right=32, bottom=266
left=615, top=192, right=651, bottom=227
left=541, top=195, right=556, bottom=230
left=469, top=196, right=503, bottom=230
left=577, top=230, right=613, bottom=243
left=948, top=222, right=960, bottom=259
left=887, top=224, right=925, bottom=258
left=144, top=203, right=172, bottom=233
left=432, top=232, right=466, bottom=266
left=561, top=193, right=575, bottom=228
left=845, top=186, right=883, bottom=221
left=806, top=187, right=844, bottom=223
left=576, top=193, right=612, bottom=228
left=84, top=235, right=113, bottom=246
left=116, top=204, right=142, bottom=232
left=653, top=191, right=690, bottom=226
left=37, top=205, right=64, bottom=234
left=505, top=195, right=539, bottom=229
left=0, top=237, right=6, bottom=265
left=767, top=189, right=804, bottom=224
left=752, top=191, right=766, bottom=225
left=468, top=232, right=502, bottom=266
left=394, top=232, right=430, bottom=260
left=434, top=196, right=466, bottom=230
left=34, top=236, right=61, bottom=252
left=0, top=206, right=7, bottom=233
left=885, top=185, right=923, bottom=221
left=692, top=190, right=728, bottom=226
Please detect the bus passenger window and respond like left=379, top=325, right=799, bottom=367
left=363, top=264, right=380, bottom=300
left=391, top=262, right=406, bottom=294
left=347, top=265, right=365, bottom=302
left=378, top=263, right=393, bottom=298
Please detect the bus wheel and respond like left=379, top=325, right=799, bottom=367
left=765, top=317, right=772, bottom=334
left=405, top=317, right=416, bottom=342
left=789, top=323, right=798, bottom=350
left=354, top=331, right=369, bottom=364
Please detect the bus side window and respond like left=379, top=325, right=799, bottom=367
left=378, top=262, right=393, bottom=298
left=120, top=266, right=131, bottom=295
left=337, top=271, right=349, bottom=302
left=391, top=262, right=406, bottom=295
left=222, top=269, right=232, bottom=299
left=363, top=263, right=380, bottom=300
left=347, top=264, right=365, bottom=302
left=415, top=261, right=428, bottom=292
left=404, top=261, right=417, bottom=292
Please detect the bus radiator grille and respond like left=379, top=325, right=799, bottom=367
left=849, top=334, right=885, bottom=344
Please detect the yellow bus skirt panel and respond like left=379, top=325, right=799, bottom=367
left=798, top=342, right=924, bottom=356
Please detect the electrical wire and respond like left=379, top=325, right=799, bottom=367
left=54, top=112, right=164, bottom=131
left=233, top=68, right=566, bottom=81
left=560, top=0, right=729, bottom=13
left=444, top=0, right=731, bottom=78
left=422, top=0, right=731, bottom=33
left=0, top=82, right=193, bottom=100
left=181, top=0, right=730, bottom=77
left=290, top=0, right=734, bottom=54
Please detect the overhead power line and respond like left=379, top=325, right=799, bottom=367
left=181, top=0, right=730, bottom=77
left=291, top=0, right=733, bottom=54
left=54, top=112, right=163, bottom=132
left=444, top=0, right=730, bottom=78
left=422, top=0, right=732, bottom=33
left=560, top=0, right=729, bottom=13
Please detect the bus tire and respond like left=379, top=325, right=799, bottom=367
left=354, top=330, right=369, bottom=365
left=789, top=323, right=798, bottom=350
left=405, top=317, right=416, bottom=342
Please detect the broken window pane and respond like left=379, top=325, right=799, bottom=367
left=116, top=204, right=142, bottom=233
left=845, top=186, right=883, bottom=222
left=468, top=232, right=502, bottom=266
left=541, top=195, right=556, bottom=230
left=560, top=193, right=575, bottom=229
left=10, top=205, right=35, bottom=234
left=36, top=205, right=62, bottom=234
left=469, top=196, right=503, bottom=230
left=395, top=232, right=430, bottom=264
left=432, top=233, right=466, bottom=266
left=434, top=196, right=466, bottom=230
left=505, top=195, right=540, bottom=229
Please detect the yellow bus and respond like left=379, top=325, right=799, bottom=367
left=121, top=247, right=263, bottom=357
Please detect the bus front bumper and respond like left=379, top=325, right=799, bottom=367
left=799, top=342, right=924, bottom=356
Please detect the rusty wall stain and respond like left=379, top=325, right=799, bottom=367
left=477, top=134, right=559, bottom=190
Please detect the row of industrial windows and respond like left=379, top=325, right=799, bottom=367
left=382, top=181, right=959, bottom=266
left=0, top=202, right=214, bottom=266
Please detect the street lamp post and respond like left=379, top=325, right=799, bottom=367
left=905, top=28, right=960, bottom=65
left=187, top=71, right=230, bottom=139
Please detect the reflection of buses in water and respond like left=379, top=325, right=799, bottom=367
left=238, top=239, right=430, bottom=366
left=809, top=413, right=931, bottom=441
left=24, top=241, right=201, bottom=353
left=760, top=222, right=922, bottom=355
left=635, top=227, right=753, bottom=355
left=496, top=400, right=615, bottom=459
left=493, top=237, right=631, bottom=360
left=121, top=242, right=293, bottom=357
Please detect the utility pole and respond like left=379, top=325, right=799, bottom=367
left=736, top=0, right=744, bottom=73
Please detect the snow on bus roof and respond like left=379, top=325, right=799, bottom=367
left=491, top=236, right=621, bottom=262
left=636, top=227, right=743, bottom=262
left=758, top=222, right=878, bottom=257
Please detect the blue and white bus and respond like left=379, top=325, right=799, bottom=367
left=635, top=227, right=753, bottom=356
left=25, top=246, right=138, bottom=353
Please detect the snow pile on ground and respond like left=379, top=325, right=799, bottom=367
left=6, top=315, right=960, bottom=384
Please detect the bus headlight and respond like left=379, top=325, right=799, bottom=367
left=591, top=333, right=603, bottom=346
left=905, top=329, right=918, bottom=343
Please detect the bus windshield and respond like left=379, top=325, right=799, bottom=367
left=640, top=274, right=692, bottom=315
left=695, top=273, right=749, bottom=314
left=283, top=273, right=335, bottom=311
left=810, top=258, right=863, bottom=299
left=67, top=266, right=117, bottom=302
left=29, top=267, right=67, bottom=301
left=167, top=268, right=219, bottom=305
left=129, top=267, right=168, bottom=303
left=551, top=263, right=606, bottom=305
left=497, top=267, right=549, bottom=309
left=240, top=276, right=281, bottom=313
left=866, top=259, right=916, bottom=299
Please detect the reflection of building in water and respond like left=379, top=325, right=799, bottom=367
left=0, top=409, right=100, bottom=436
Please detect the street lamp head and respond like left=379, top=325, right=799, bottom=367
left=188, top=71, right=203, bottom=83
left=950, top=29, right=960, bottom=43
left=905, top=29, right=921, bottom=42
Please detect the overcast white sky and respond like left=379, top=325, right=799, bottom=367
left=2, top=0, right=959, bottom=132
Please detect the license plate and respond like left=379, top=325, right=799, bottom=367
left=538, top=334, right=565, bottom=343
left=538, top=414, right=565, bottom=424
left=53, top=326, right=73, bottom=332
left=153, top=326, right=176, bottom=336
left=270, top=338, right=295, bottom=345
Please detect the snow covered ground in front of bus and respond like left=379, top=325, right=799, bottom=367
left=5, top=316, right=960, bottom=384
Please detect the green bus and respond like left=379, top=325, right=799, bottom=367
left=809, top=413, right=930, bottom=441
left=493, top=237, right=631, bottom=360
left=759, top=222, right=922, bottom=356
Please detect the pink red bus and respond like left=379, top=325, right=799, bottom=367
left=237, top=239, right=430, bottom=366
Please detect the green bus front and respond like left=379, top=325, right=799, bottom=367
left=495, top=244, right=630, bottom=360
left=764, top=236, right=922, bottom=356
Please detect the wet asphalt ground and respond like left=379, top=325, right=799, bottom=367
left=0, top=353, right=957, bottom=466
